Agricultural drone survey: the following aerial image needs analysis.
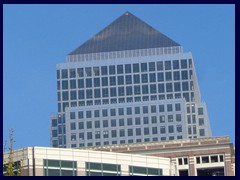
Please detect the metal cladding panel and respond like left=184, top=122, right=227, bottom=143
left=69, top=12, right=180, bottom=55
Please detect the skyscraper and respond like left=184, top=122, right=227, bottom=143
left=50, top=12, right=212, bottom=148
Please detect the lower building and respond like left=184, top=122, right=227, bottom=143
left=3, top=147, right=170, bottom=176
left=84, top=136, right=235, bottom=176
left=3, top=136, right=234, bottom=176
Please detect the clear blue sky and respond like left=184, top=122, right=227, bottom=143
left=3, top=4, right=235, bottom=149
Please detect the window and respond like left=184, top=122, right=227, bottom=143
left=175, top=103, right=181, bottom=111
left=127, top=118, right=133, bottom=125
left=182, top=82, right=189, bottom=91
left=150, top=84, right=157, bottom=94
left=141, top=74, right=148, bottom=83
left=94, top=78, right=100, bottom=87
left=136, top=128, right=141, bottom=136
left=157, top=72, right=164, bottom=82
left=199, top=129, right=205, bottom=136
left=149, top=73, right=156, bottom=82
left=79, top=132, right=84, bottom=140
left=134, top=86, right=141, bottom=95
left=173, top=60, right=179, bottom=69
left=126, top=86, right=133, bottom=96
left=125, top=75, right=132, bottom=84
left=110, top=88, right=117, bottom=97
left=102, top=88, right=108, bottom=97
left=152, top=127, right=158, bottom=134
left=70, top=80, right=76, bottom=89
left=126, top=107, right=132, bottom=115
left=160, top=115, right=165, bottom=123
left=202, top=156, right=209, bottom=163
left=101, top=66, right=108, bottom=75
left=109, top=65, right=115, bottom=75
left=77, top=68, right=84, bottom=77
left=198, top=108, right=204, bottom=115
left=86, top=78, right=92, bottom=88
left=167, top=104, right=173, bottom=112
left=135, top=107, right=140, bottom=114
left=165, top=61, right=171, bottom=70
left=128, top=129, right=133, bottom=136
left=93, top=67, right=100, bottom=76
left=149, top=62, right=155, bottom=71
left=199, top=118, right=204, bottom=126
left=166, top=83, right=173, bottom=92
left=62, top=80, right=68, bottom=90
left=181, top=59, right=188, bottom=69
left=144, top=127, right=149, bottom=135
left=143, top=117, right=149, bottom=124
left=220, top=155, right=224, bottom=162
left=211, top=156, right=218, bottom=163
left=119, top=118, right=124, bottom=126
left=87, top=121, right=92, bottom=129
left=61, top=69, right=68, bottom=79
left=160, top=126, right=166, bottom=134
left=78, top=79, right=84, bottom=88
left=159, top=105, right=164, bottom=112
left=135, top=117, right=141, bottom=125
left=176, top=114, right=182, bottom=122
left=86, top=89, right=92, bottom=99
left=117, top=65, right=123, bottom=74
left=103, top=120, right=108, bottom=128
left=117, top=76, right=124, bottom=85
left=86, top=111, right=92, bottom=118
left=196, top=157, right=201, bottom=164
left=111, top=130, right=117, bottom=138
left=102, top=77, right=108, bottom=86
left=177, top=125, right=182, bottom=133
left=142, top=85, right=148, bottom=94
left=102, top=109, right=108, bottom=117
left=110, top=76, right=116, bottom=86
left=174, top=82, right=181, bottom=92
left=165, top=72, right=172, bottom=81
left=151, top=116, right=157, bottom=123
left=85, top=67, right=92, bottom=76
left=168, top=125, right=174, bottom=133
left=173, top=71, right=180, bottom=80
left=158, top=84, right=165, bottom=93
left=181, top=71, right=188, bottom=80
left=119, top=129, right=125, bottom=137
left=118, top=108, right=124, bottom=116
left=168, top=115, right=173, bottom=122
left=103, top=131, right=109, bottom=138
left=94, top=89, right=100, bottom=98
left=125, top=64, right=131, bottom=73
left=183, top=93, right=190, bottom=102
left=95, top=121, right=100, bottom=128
left=110, top=119, right=116, bottom=127
left=133, top=63, right=140, bottom=73
left=157, top=61, right=163, bottom=71
left=192, top=115, right=196, bottom=124
left=118, top=87, right=125, bottom=96
left=143, top=106, right=148, bottom=114
left=78, top=111, right=84, bottom=119
left=95, top=131, right=101, bottom=139
left=133, top=74, right=140, bottom=84
left=141, top=63, right=147, bottom=72
left=84, top=132, right=93, bottom=141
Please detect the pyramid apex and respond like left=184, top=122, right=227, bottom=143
left=69, top=12, right=180, bottom=55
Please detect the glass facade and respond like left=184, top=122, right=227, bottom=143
left=43, top=159, right=77, bottom=176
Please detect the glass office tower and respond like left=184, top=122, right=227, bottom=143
left=50, top=12, right=212, bottom=148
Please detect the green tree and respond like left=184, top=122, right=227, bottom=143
left=3, top=128, right=22, bottom=176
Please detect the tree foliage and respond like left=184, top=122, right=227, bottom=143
left=3, top=128, right=22, bottom=176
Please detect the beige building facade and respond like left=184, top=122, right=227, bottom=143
left=84, top=136, right=235, bottom=176
left=3, top=136, right=234, bottom=176
left=4, top=146, right=170, bottom=176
